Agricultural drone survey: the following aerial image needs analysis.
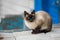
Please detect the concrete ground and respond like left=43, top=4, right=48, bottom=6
left=52, top=23, right=60, bottom=28
left=0, top=23, right=60, bottom=40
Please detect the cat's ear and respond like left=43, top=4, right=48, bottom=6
left=24, top=11, right=28, bottom=17
left=31, top=10, right=35, bottom=14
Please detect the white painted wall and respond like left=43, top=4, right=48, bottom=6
left=1, top=0, right=34, bottom=16
left=0, top=1, right=1, bottom=15
left=0, top=0, right=34, bottom=22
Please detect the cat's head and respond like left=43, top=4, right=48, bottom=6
left=24, top=10, right=35, bottom=22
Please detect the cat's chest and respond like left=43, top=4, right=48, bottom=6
left=24, top=20, right=38, bottom=29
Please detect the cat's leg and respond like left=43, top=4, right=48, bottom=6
left=32, top=20, right=44, bottom=34
left=43, top=18, right=52, bottom=33
left=32, top=27, right=52, bottom=34
left=40, top=19, right=52, bottom=33
left=32, top=29, right=41, bottom=34
left=39, top=29, right=51, bottom=33
left=42, top=20, right=52, bottom=33
left=32, top=26, right=41, bottom=34
left=31, top=29, right=36, bottom=34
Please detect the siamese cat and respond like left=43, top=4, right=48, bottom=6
left=24, top=10, right=52, bottom=34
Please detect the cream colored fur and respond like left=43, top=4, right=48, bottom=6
left=24, top=11, right=51, bottom=30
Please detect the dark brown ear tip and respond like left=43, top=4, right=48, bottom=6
left=24, top=11, right=28, bottom=16
left=24, top=11, right=28, bottom=14
left=32, top=10, right=35, bottom=12
left=32, top=10, right=35, bottom=13
left=31, top=10, right=35, bottom=14
left=33, top=10, right=35, bottom=12
left=24, top=11, right=26, bottom=13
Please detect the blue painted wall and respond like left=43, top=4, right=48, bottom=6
left=49, top=0, right=58, bottom=24
left=34, top=0, right=59, bottom=24
left=34, top=0, right=42, bottom=11
left=42, top=0, right=49, bottom=12
left=58, top=0, right=60, bottom=23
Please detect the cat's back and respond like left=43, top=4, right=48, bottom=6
left=35, top=11, right=49, bottom=16
left=35, top=11, right=51, bottom=20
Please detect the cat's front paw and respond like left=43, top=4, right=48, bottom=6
left=31, top=31, right=37, bottom=34
left=31, top=30, right=40, bottom=34
left=31, top=30, right=37, bottom=34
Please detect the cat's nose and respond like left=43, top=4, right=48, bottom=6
left=30, top=19, right=33, bottom=22
left=30, top=17, right=32, bottom=18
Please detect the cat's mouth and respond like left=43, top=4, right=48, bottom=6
left=30, top=20, right=33, bottom=22
left=29, top=19, right=35, bottom=22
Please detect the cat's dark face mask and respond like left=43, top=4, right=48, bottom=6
left=27, top=14, right=35, bottom=22
left=24, top=10, right=35, bottom=22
